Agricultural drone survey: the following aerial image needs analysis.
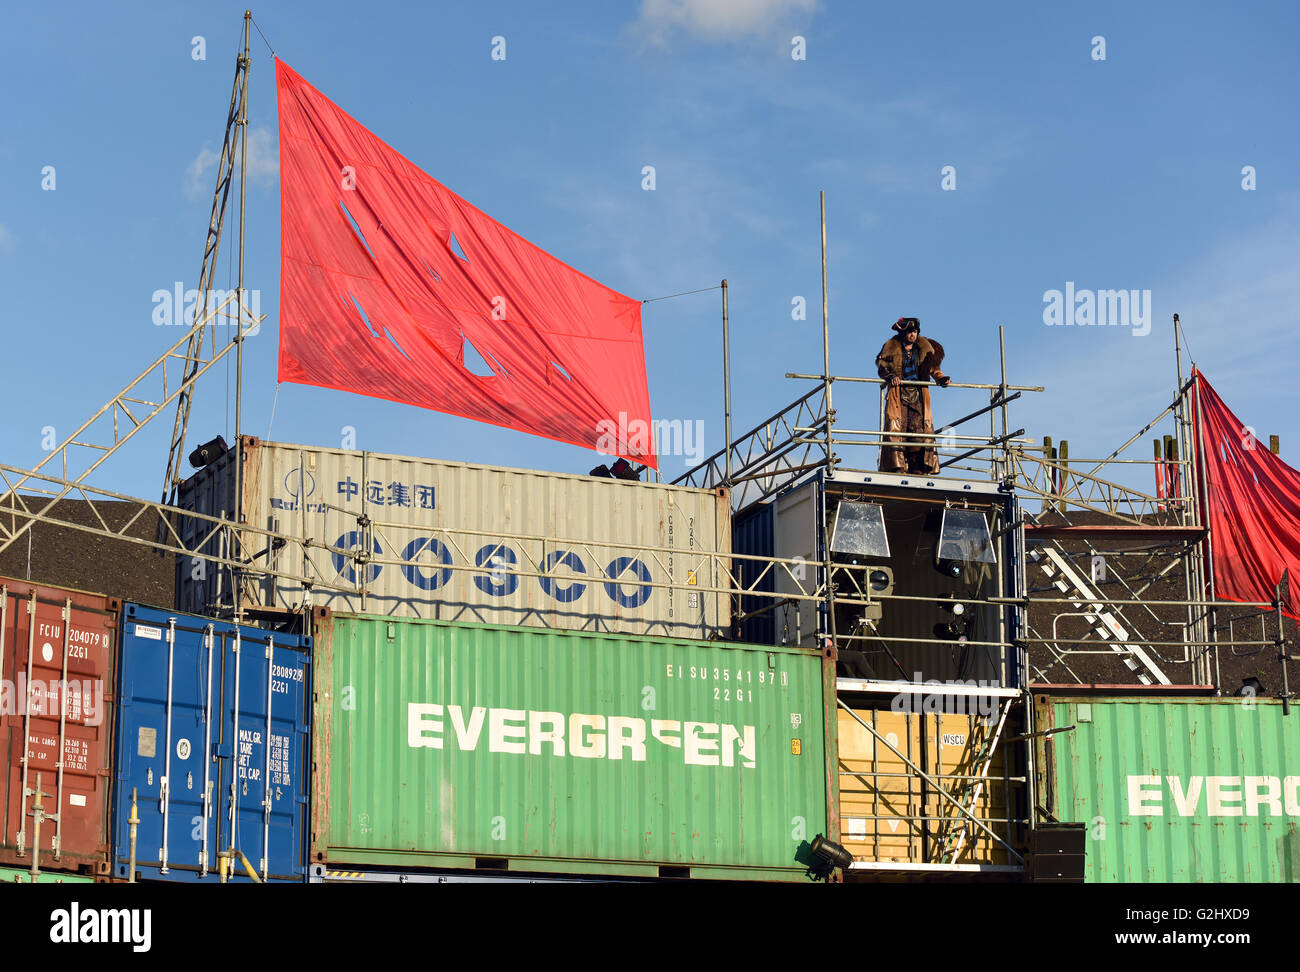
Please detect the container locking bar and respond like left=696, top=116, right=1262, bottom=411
left=160, top=617, right=176, bottom=873
left=261, top=636, right=274, bottom=881
left=52, top=598, right=73, bottom=859
left=17, top=593, right=36, bottom=856
left=228, top=628, right=241, bottom=867
left=200, top=624, right=215, bottom=876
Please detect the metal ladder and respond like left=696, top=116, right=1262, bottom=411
left=1030, top=545, right=1170, bottom=685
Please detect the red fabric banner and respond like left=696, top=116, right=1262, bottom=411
left=275, top=59, right=656, bottom=467
left=1194, top=368, right=1300, bottom=618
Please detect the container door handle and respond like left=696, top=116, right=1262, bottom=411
left=52, top=598, right=73, bottom=860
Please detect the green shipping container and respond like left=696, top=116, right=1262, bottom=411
left=0, top=866, right=94, bottom=884
left=1035, top=696, right=1300, bottom=882
left=312, top=613, right=835, bottom=880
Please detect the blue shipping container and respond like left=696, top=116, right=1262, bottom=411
left=111, top=604, right=311, bottom=882
left=732, top=502, right=775, bottom=645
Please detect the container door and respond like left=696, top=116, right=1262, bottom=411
left=837, top=708, right=923, bottom=862
left=113, top=612, right=220, bottom=880
left=773, top=482, right=820, bottom=648
left=215, top=629, right=310, bottom=882
left=2, top=589, right=116, bottom=874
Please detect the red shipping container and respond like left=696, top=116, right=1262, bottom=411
left=0, top=576, right=119, bottom=876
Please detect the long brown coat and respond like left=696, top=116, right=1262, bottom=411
left=876, top=335, right=948, bottom=474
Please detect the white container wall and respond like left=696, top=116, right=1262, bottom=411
left=176, top=437, right=731, bottom=638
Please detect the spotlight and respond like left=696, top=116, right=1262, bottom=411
left=868, top=567, right=895, bottom=595
left=610, top=458, right=640, bottom=481
left=940, top=594, right=969, bottom=617
left=809, top=834, right=854, bottom=871
left=189, top=435, right=229, bottom=469
left=1238, top=676, right=1266, bottom=697
left=936, top=558, right=962, bottom=579
left=589, top=464, right=613, bottom=478
left=935, top=620, right=969, bottom=642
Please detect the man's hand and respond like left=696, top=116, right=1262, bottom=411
left=936, top=375, right=951, bottom=388
left=888, top=376, right=901, bottom=388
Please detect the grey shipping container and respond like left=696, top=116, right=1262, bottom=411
left=175, top=436, right=731, bottom=639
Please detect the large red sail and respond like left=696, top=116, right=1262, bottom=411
left=1193, top=368, right=1300, bottom=618
left=274, top=59, right=656, bottom=467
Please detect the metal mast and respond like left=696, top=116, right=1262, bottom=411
left=233, top=10, right=252, bottom=621
left=158, top=15, right=253, bottom=517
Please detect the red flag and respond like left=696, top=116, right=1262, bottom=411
left=274, top=59, right=656, bottom=467
left=1193, top=369, right=1300, bottom=619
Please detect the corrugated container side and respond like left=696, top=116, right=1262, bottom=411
left=179, top=437, right=732, bottom=639
left=111, top=603, right=312, bottom=882
left=312, top=613, right=830, bottom=879
left=0, top=575, right=119, bottom=876
left=732, top=502, right=774, bottom=645
left=1035, top=695, right=1300, bottom=882
left=0, top=865, right=94, bottom=884
left=174, top=444, right=239, bottom=617
left=838, top=707, right=1013, bottom=866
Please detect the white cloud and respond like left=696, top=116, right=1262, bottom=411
left=185, top=125, right=279, bottom=199
left=632, top=0, right=817, bottom=46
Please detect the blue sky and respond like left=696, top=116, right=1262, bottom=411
left=2, top=0, right=1297, bottom=503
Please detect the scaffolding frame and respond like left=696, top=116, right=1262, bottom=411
left=1, top=48, right=1289, bottom=880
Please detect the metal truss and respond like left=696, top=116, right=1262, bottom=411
left=672, top=385, right=830, bottom=509
left=0, top=304, right=262, bottom=558
left=0, top=461, right=862, bottom=621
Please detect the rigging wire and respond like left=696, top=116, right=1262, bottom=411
left=250, top=15, right=276, bottom=58
left=267, top=383, right=281, bottom=441
left=642, top=285, right=720, bottom=304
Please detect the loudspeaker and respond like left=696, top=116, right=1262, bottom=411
left=188, top=435, right=229, bottom=469
left=1025, top=823, right=1086, bottom=883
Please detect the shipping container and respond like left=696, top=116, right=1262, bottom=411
left=177, top=436, right=731, bottom=639
left=110, top=603, right=312, bottom=882
left=1034, top=694, right=1300, bottom=882
left=311, top=612, right=834, bottom=881
left=731, top=469, right=1024, bottom=686
left=308, top=864, right=608, bottom=883
left=837, top=703, right=1019, bottom=868
left=0, top=576, right=120, bottom=877
left=731, top=502, right=774, bottom=645
left=0, top=865, right=94, bottom=884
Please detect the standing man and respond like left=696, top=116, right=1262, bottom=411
left=876, top=317, right=951, bottom=474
